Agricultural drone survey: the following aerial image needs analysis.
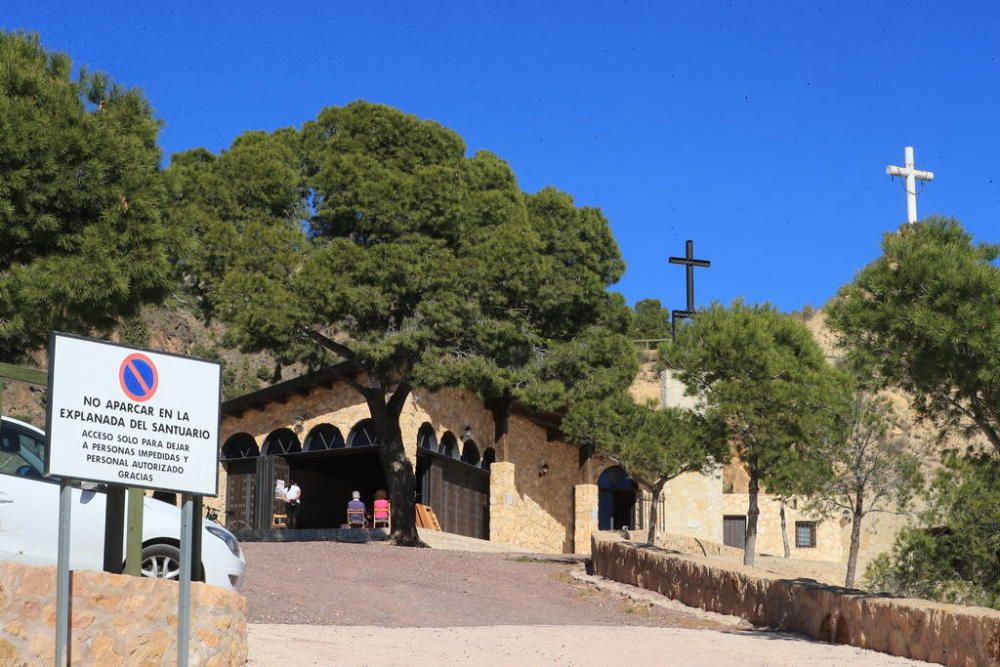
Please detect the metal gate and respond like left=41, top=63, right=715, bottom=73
left=417, top=450, right=489, bottom=539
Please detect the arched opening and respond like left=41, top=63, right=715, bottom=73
left=347, top=419, right=379, bottom=447
left=481, top=447, right=496, bottom=470
left=417, top=422, right=437, bottom=450
left=461, top=439, right=481, bottom=466
left=221, top=433, right=259, bottom=459
left=304, top=424, right=344, bottom=451
left=263, top=428, right=301, bottom=455
left=439, top=431, right=459, bottom=459
left=222, top=433, right=261, bottom=532
left=598, top=466, right=637, bottom=531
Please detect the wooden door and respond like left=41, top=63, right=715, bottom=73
left=224, top=458, right=257, bottom=531
left=723, top=515, right=746, bottom=549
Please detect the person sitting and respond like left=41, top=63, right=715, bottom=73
left=372, top=489, right=390, bottom=530
left=347, top=490, right=366, bottom=528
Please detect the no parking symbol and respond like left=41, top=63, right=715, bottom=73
left=119, top=353, right=159, bottom=402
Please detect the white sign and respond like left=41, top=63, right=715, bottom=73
left=45, top=333, right=221, bottom=496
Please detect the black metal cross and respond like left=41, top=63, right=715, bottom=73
left=668, top=240, right=711, bottom=339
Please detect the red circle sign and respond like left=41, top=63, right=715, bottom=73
left=119, top=353, right=159, bottom=402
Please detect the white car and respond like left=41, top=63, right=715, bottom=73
left=0, top=416, right=245, bottom=591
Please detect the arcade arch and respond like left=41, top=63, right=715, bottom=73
left=263, top=428, right=301, bottom=455
left=417, top=422, right=437, bottom=450
left=221, top=433, right=259, bottom=459
left=304, top=423, right=345, bottom=451
left=461, top=439, right=481, bottom=466
left=348, top=419, right=379, bottom=448
left=439, top=431, right=459, bottom=458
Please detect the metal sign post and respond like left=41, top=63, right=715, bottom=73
left=179, top=495, right=194, bottom=667
left=55, top=480, right=72, bottom=666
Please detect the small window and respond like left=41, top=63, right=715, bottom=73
left=795, top=521, right=817, bottom=548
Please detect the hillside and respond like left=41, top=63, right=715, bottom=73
left=0, top=301, right=307, bottom=428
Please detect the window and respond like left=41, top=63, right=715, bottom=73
left=795, top=521, right=817, bottom=548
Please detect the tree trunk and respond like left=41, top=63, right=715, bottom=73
left=366, top=385, right=420, bottom=546
left=779, top=497, right=790, bottom=559
left=744, top=469, right=760, bottom=566
left=646, top=481, right=665, bottom=546
left=845, top=494, right=865, bottom=589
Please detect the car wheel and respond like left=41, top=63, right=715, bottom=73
left=140, top=543, right=181, bottom=581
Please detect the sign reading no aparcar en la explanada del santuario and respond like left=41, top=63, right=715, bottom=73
left=45, top=333, right=221, bottom=496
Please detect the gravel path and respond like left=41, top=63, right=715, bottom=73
left=241, top=541, right=727, bottom=629
left=248, top=625, right=926, bottom=666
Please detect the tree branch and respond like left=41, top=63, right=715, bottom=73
left=304, top=328, right=358, bottom=362
left=302, top=328, right=375, bottom=397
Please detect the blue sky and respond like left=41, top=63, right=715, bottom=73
left=5, top=2, right=998, bottom=313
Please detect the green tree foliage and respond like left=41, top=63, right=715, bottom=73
left=663, top=301, right=847, bottom=566
left=827, top=218, right=1000, bottom=453
left=564, top=395, right=725, bottom=545
left=164, top=129, right=304, bottom=323
left=208, top=101, right=630, bottom=544
left=810, top=389, right=923, bottom=588
left=0, top=32, right=169, bottom=359
left=630, top=298, right=670, bottom=340
left=865, top=454, right=1000, bottom=609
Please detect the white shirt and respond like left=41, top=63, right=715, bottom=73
left=285, top=484, right=301, bottom=503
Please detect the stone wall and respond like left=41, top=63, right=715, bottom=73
left=591, top=535, right=1000, bottom=667
left=722, top=493, right=844, bottom=562
left=573, top=484, right=599, bottom=555
left=220, top=382, right=584, bottom=553
left=0, top=561, right=247, bottom=666
left=656, top=468, right=724, bottom=543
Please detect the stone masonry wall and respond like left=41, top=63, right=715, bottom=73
left=573, top=484, right=598, bottom=555
left=723, top=493, right=845, bottom=562
left=0, top=561, right=247, bottom=666
left=591, top=534, right=1000, bottom=667
left=657, top=468, right=724, bottom=543
left=219, top=382, right=583, bottom=553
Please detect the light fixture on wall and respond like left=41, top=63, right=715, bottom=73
left=293, top=416, right=304, bottom=434
left=538, top=462, right=550, bottom=478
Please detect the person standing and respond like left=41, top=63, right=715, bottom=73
left=285, top=481, right=302, bottom=529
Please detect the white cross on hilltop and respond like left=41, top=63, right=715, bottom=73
left=886, top=146, right=935, bottom=224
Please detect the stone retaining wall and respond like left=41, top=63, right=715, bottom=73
left=0, top=561, right=247, bottom=666
left=591, top=535, right=1000, bottom=667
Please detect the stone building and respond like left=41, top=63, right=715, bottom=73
left=214, top=360, right=907, bottom=567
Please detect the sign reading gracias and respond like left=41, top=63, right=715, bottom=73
left=45, top=333, right=221, bottom=496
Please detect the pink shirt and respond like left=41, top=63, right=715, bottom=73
left=373, top=498, right=390, bottom=519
